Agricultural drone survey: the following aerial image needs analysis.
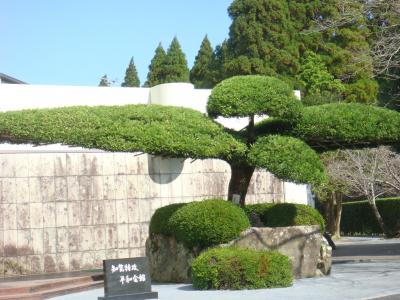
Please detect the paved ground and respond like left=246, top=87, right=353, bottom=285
left=51, top=237, right=400, bottom=300
left=333, top=237, right=400, bottom=263
left=0, top=236, right=397, bottom=300
left=51, top=261, right=400, bottom=300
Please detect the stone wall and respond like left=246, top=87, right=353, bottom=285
left=0, top=150, right=284, bottom=276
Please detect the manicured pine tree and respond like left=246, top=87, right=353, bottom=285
left=145, top=43, right=167, bottom=87
left=164, top=37, right=190, bottom=83
left=98, top=74, right=109, bottom=87
left=190, top=35, right=215, bottom=88
left=121, top=57, right=140, bottom=87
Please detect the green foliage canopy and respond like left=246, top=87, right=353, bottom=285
left=248, top=135, right=327, bottom=186
left=256, top=103, right=400, bottom=151
left=2, top=75, right=400, bottom=191
left=293, top=103, right=400, bottom=150
left=207, top=75, right=301, bottom=120
left=0, top=105, right=246, bottom=161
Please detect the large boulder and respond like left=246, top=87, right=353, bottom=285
left=145, top=225, right=332, bottom=282
left=145, top=234, right=199, bottom=283
left=316, top=236, right=332, bottom=276
left=224, top=226, right=330, bottom=278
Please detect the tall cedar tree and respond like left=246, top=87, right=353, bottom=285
left=219, top=0, right=377, bottom=102
left=190, top=36, right=215, bottom=88
left=145, top=43, right=167, bottom=87
left=164, top=37, right=190, bottom=83
left=211, top=40, right=230, bottom=86
left=121, top=57, right=140, bottom=87
left=98, top=74, right=109, bottom=87
left=294, top=0, right=378, bottom=103
left=224, top=0, right=300, bottom=83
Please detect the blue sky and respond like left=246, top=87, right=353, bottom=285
left=0, top=0, right=232, bottom=86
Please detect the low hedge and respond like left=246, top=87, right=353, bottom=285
left=244, top=203, right=325, bottom=232
left=149, top=199, right=250, bottom=249
left=191, top=247, right=293, bottom=290
left=341, top=198, right=400, bottom=235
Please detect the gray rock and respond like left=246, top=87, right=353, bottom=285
left=146, top=226, right=332, bottom=282
left=317, top=236, right=332, bottom=276
left=223, top=226, right=323, bottom=278
left=145, top=234, right=201, bottom=283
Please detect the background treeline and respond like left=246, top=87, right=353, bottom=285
left=104, top=0, right=399, bottom=112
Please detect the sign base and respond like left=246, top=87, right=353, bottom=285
left=98, top=291, right=158, bottom=300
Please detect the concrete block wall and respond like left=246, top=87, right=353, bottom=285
left=0, top=151, right=284, bottom=276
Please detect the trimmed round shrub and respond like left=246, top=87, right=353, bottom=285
left=149, top=203, right=188, bottom=236
left=207, top=75, right=302, bottom=121
left=168, top=199, right=250, bottom=248
left=248, top=135, right=327, bottom=186
left=257, top=203, right=325, bottom=232
left=242, top=203, right=275, bottom=226
left=191, top=247, right=293, bottom=290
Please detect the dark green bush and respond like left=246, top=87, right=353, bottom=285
left=168, top=199, right=250, bottom=248
left=245, top=203, right=325, bottom=232
left=242, top=203, right=275, bottom=220
left=191, top=247, right=293, bottom=290
left=341, top=198, right=400, bottom=236
left=149, top=203, right=188, bottom=236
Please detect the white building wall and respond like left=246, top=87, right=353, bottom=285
left=0, top=84, right=149, bottom=112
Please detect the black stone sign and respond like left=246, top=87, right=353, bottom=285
left=98, top=257, right=158, bottom=300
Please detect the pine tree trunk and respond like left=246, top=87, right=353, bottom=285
left=368, top=197, right=390, bottom=238
left=227, top=163, right=255, bottom=207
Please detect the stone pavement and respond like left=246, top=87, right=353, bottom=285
left=333, top=237, right=400, bottom=263
left=2, top=237, right=400, bottom=300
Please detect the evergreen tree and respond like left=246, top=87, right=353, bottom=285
left=211, top=40, right=231, bottom=85
left=145, top=43, right=167, bottom=87
left=301, top=0, right=378, bottom=103
left=224, top=0, right=300, bottom=82
left=164, top=37, right=190, bottom=83
left=98, top=74, right=109, bottom=87
left=121, top=57, right=140, bottom=87
left=222, top=0, right=378, bottom=103
left=296, top=51, right=344, bottom=96
left=190, top=35, right=215, bottom=88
